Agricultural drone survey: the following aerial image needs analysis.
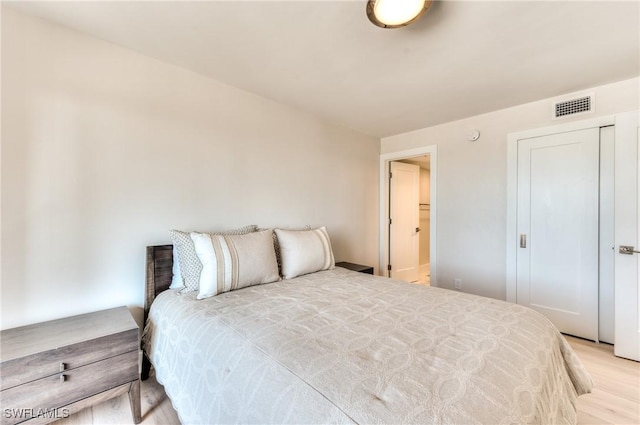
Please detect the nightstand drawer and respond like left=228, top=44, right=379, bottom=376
left=1, top=307, right=141, bottom=425
left=1, top=351, right=138, bottom=425
left=0, top=329, right=138, bottom=391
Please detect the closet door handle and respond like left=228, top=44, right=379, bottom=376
left=415, top=227, right=421, bottom=233
left=520, top=234, right=527, bottom=248
left=620, top=245, right=640, bottom=255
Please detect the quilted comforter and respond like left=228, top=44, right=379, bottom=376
left=142, top=267, right=592, bottom=424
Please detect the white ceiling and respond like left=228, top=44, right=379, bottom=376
left=6, top=1, right=639, bottom=138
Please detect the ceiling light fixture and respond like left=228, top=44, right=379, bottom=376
left=366, top=0, right=433, bottom=29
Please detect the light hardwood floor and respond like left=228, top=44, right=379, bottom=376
left=567, top=336, right=640, bottom=424
left=54, top=336, right=639, bottom=424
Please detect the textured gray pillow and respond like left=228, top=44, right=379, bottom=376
left=170, top=225, right=258, bottom=292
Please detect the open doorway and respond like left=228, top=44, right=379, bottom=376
left=379, top=146, right=437, bottom=286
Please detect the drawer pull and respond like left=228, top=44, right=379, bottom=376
left=59, top=362, right=67, bottom=371
left=59, top=374, right=67, bottom=383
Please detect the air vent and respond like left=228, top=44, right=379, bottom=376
left=552, top=93, right=594, bottom=119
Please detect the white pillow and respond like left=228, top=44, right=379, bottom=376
left=258, top=225, right=311, bottom=272
left=169, top=245, right=184, bottom=289
left=190, top=229, right=280, bottom=300
left=275, top=227, right=335, bottom=279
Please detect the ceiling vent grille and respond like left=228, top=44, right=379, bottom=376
left=553, top=93, right=594, bottom=119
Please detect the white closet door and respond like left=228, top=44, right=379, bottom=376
left=389, top=161, right=420, bottom=282
left=516, top=128, right=600, bottom=341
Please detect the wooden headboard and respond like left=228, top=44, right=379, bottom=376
left=145, top=245, right=173, bottom=320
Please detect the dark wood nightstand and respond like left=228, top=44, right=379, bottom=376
left=0, top=307, right=141, bottom=425
left=336, top=261, right=374, bottom=275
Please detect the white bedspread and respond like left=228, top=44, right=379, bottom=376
left=142, top=267, right=592, bottom=424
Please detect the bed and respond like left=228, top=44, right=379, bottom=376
left=142, top=243, right=593, bottom=425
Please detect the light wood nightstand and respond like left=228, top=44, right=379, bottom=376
left=0, top=307, right=141, bottom=425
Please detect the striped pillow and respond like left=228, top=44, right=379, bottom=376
left=275, top=227, right=335, bottom=279
left=190, top=229, right=280, bottom=299
left=170, top=225, right=258, bottom=292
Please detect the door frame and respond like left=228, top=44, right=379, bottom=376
left=380, top=145, right=437, bottom=284
left=506, top=115, right=615, bottom=303
left=613, top=111, right=639, bottom=360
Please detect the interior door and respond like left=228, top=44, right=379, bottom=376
left=389, top=161, right=420, bottom=282
left=516, top=128, right=599, bottom=341
left=614, top=112, right=639, bottom=361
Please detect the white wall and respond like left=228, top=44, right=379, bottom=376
left=382, top=77, right=639, bottom=300
left=1, top=8, right=380, bottom=330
